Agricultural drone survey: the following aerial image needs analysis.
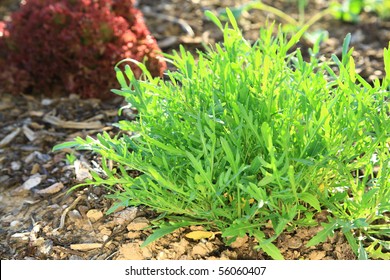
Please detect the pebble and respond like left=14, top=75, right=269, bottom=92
left=126, top=217, right=149, bottom=231
left=308, top=250, right=326, bottom=260
left=191, top=242, right=213, bottom=258
left=68, top=210, right=83, bottom=222
left=116, top=243, right=143, bottom=260
left=287, top=237, right=303, bottom=249
left=86, top=209, right=103, bottom=223
left=113, top=207, right=138, bottom=225
left=11, top=161, right=21, bottom=171
left=230, top=235, right=248, bottom=248
left=10, top=220, right=22, bottom=228
left=127, top=231, right=141, bottom=239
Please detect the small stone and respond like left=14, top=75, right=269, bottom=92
left=10, top=232, right=30, bottom=242
left=116, top=243, right=143, bottom=260
left=69, top=255, right=84, bottom=260
left=22, top=174, right=43, bottom=190
left=309, top=250, right=326, bottom=260
left=41, top=99, right=53, bottom=106
left=156, top=250, right=170, bottom=260
left=322, top=243, right=333, bottom=251
left=99, top=227, right=112, bottom=236
left=287, top=237, right=303, bottom=249
left=11, top=161, right=21, bottom=171
left=172, top=239, right=189, bottom=258
left=127, top=231, right=141, bottom=239
left=68, top=210, right=83, bottom=222
left=86, top=209, right=103, bottom=222
left=113, top=207, right=137, bottom=225
left=230, top=235, right=248, bottom=248
left=191, top=243, right=209, bottom=257
left=190, top=225, right=205, bottom=231
left=126, top=217, right=149, bottom=231
left=10, top=220, right=22, bottom=228
left=141, top=246, right=153, bottom=259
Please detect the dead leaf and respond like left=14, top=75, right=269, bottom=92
left=185, top=231, right=219, bottom=241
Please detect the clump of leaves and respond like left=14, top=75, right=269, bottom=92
left=0, top=0, right=166, bottom=99
left=54, top=9, right=390, bottom=259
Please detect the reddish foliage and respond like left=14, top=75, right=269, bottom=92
left=0, top=0, right=166, bottom=99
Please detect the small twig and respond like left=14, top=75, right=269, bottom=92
left=54, top=195, right=86, bottom=231
left=105, top=250, right=119, bottom=260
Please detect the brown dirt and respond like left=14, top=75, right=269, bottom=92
left=1, top=0, right=389, bottom=260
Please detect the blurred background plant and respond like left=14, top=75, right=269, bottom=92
left=0, top=0, right=166, bottom=99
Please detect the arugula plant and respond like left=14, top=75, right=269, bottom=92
left=54, top=9, right=389, bottom=259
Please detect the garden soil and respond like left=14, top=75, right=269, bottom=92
left=1, top=0, right=389, bottom=260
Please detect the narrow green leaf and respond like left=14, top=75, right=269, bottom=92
left=52, top=141, right=79, bottom=151
left=204, top=10, right=223, bottom=30
left=298, top=193, right=321, bottom=212
left=259, top=241, right=284, bottom=260
left=358, top=240, right=368, bottom=260
left=306, top=220, right=338, bottom=247
left=226, top=8, right=239, bottom=31
left=141, top=222, right=191, bottom=248
left=115, top=67, right=128, bottom=88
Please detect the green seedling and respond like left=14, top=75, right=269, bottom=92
left=54, top=9, right=389, bottom=259
left=65, top=152, right=77, bottom=165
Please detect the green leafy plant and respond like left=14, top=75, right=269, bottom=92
left=54, top=9, right=389, bottom=259
left=331, top=0, right=390, bottom=22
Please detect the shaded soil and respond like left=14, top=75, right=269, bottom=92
left=1, top=0, right=389, bottom=260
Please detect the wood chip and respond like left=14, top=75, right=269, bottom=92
left=74, top=160, right=92, bottom=181
left=30, top=163, right=40, bottom=174
left=70, top=243, right=104, bottom=251
left=0, top=127, right=21, bottom=147
left=20, top=174, right=43, bottom=191
left=29, top=111, right=45, bottom=117
left=22, top=125, right=37, bottom=141
left=35, top=182, right=64, bottom=195
left=43, top=114, right=103, bottom=129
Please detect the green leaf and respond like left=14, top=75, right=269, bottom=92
left=306, top=219, right=339, bottom=247
left=298, top=193, right=321, bottom=211
left=52, top=141, right=79, bottom=151
left=225, top=8, right=239, bottom=31
left=204, top=10, right=223, bottom=30
left=366, top=240, right=390, bottom=260
left=141, top=222, right=191, bottom=248
left=115, top=67, right=128, bottom=88
left=358, top=240, right=368, bottom=260
left=260, top=242, right=284, bottom=260
left=253, top=231, right=284, bottom=260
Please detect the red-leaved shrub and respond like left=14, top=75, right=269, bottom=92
left=0, top=0, right=166, bottom=99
